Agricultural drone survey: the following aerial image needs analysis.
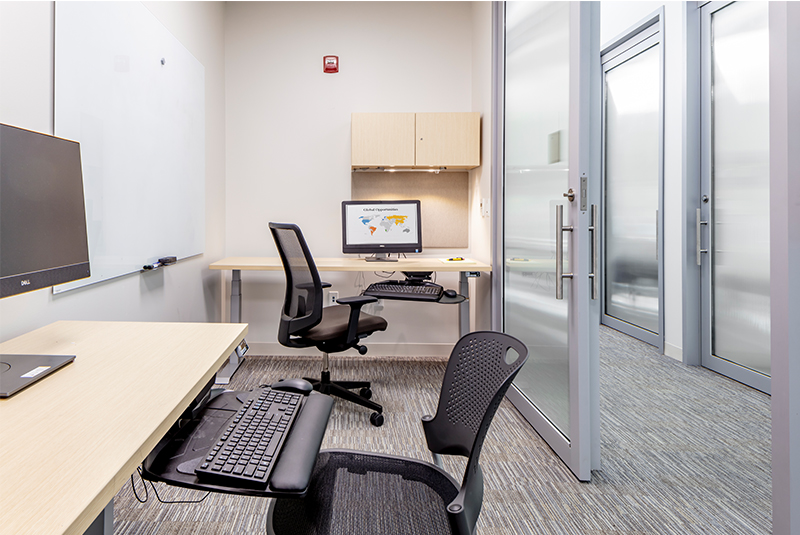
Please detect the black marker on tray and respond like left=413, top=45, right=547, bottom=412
left=143, top=256, right=177, bottom=270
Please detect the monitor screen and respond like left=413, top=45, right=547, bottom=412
left=342, top=200, right=422, bottom=260
left=1, top=123, right=90, bottom=298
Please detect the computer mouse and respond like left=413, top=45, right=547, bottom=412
left=271, top=378, right=313, bottom=395
left=443, top=289, right=458, bottom=298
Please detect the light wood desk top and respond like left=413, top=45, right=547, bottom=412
left=0, top=321, right=248, bottom=535
left=209, top=256, right=491, bottom=273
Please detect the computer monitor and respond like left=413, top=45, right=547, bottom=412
left=341, top=200, right=422, bottom=262
left=0, top=123, right=90, bottom=298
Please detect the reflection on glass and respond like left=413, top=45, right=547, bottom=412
left=604, top=45, right=660, bottom=334
left=711, top=2, right=770, bottom=376
left=505, top=1, right=570, bottom=436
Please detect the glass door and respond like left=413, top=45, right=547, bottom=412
left=499, top=1, right=600, bottom=481
left=700, top=1, right=770, bottom=393
left=600, top=15, right=664, bottom=348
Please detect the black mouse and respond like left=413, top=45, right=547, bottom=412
left=271, top=378, right=313, bottom=395
left=443, top=289, right=458, bottom=298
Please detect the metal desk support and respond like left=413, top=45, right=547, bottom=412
left=459, top=271, right=481, bottom=337
left=215, top=269, right=245, bottom=384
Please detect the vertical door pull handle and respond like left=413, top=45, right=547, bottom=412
left=556, top=204, right=573, bottom=300
left=589, top=205, right=598, bottom=300
left=696, top=208, right=708, bottom=266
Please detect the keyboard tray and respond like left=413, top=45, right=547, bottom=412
left=141, top=390, right=333, bottom=498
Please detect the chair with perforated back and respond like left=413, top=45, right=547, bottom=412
left=269, top=222, right=388, bottom=426
left=266, top=330, right=529, bottom=535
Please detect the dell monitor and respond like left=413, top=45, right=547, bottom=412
left=342, top=200, right=422, bottom=262
left=1, top=123, right=90, bottom=298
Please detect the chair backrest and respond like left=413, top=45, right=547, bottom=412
left=269, top=223, right=324, bottom=344
left=422, top=331, right=528, bottom=535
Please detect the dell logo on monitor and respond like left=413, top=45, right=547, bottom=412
left=20, top=280, right=31, bottom=286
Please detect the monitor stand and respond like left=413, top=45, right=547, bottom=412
left=365, top=254, right=398, bottom=262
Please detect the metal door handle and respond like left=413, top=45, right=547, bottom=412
left=696, top=208, right=708, bottom=265
left=556, top=204, right=573, bottom=300
left=589, top=205, right=598, bottom=300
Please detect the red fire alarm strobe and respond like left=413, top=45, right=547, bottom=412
left=323, top=55, right=339, bottom=74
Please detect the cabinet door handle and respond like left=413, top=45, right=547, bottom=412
left=556, top=204, right=573, bottom=300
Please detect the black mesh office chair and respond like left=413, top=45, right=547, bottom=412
left=266, top=331, right=529, bottom=535
left=269, top=222, right=388, bottom=426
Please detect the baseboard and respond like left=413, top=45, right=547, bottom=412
left=248, top=342, right=453, bottom=358
left=664, top=342, right=682, bottom=361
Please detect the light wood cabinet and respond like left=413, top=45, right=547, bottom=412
left=351, top=113, right=415, bottom=167
left=351, top=112, right=480, bottom=169
left=415, top=112, right=480, bottom=168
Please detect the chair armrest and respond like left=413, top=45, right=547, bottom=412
left=336, top=295, right=377, bottom=306
left=336, top=295, right=378, bottom=346
left=295, top=282, right=331, bottom=290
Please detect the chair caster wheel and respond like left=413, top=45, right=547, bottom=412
left=370, top=412, right=384, bottom=427
left=359, top=387, right=372, bottom=400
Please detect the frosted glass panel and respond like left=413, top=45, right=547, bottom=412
left=505, top=2, right=570, bottom=436
left=711, top=2, right=770, bottom=376
left=604, top=45, right=660, bottom=333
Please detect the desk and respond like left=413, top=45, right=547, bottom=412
left=210, top=257, right=491, bottom=383
left=0, top=320, right=247, bottom=535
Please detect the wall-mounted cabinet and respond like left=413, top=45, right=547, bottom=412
left=352, top=112, right=480, bottom=169
left=351, top=113, right=416, bottom=167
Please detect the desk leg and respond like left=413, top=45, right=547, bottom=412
left=216, top=269, right=244, bottom=385
left=458, top=271, right=482, bottom=338
left=83, top=501, right=113, bottom=535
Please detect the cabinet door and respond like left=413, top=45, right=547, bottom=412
left=415, top=112, right=480, bottom=168
left=351, top=113, right=415, bottom=167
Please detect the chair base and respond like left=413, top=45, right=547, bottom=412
left=303, top=371, right=383, bottom=415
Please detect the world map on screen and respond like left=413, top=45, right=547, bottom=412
left=358, top=214, right=412, bottom=237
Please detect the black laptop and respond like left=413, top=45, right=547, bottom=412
left=0, top=354, right=75, bottom=398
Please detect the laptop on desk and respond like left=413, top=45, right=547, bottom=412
left=0, top=354, right=75, bottom=398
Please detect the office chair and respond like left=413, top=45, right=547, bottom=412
left=269, top=222, right=388, bottom=426
left=266, top=331, right=529, bottom=535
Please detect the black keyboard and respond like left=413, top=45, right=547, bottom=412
left=364, top=281, right=443, bottom=302
left=194, top=387, right=302, bottom=488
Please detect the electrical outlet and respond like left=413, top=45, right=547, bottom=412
left=480, top=198, right=490, bottom=218
left=327, top=291, right=339, bottom=307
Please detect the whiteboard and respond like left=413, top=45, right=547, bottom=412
left=53, top=1, right=205, bottom=293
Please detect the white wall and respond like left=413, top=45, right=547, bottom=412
left=0, top=1, right=227, bottom=342
left=470, top=1, right=494, bottom=332
left=600, top=1, right=685, bottom=359
left=223, top=1, right=491, bottom=355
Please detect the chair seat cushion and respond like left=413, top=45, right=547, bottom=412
left=270, top=450, right=458, bottom=535
left=302, top=305, right=388, bottom=342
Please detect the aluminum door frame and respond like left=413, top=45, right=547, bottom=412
left=699, top=0, right=771, bottom=394
left=493, top=1, right=601, bottom=482
left=598, top=11, right=665, bottom=350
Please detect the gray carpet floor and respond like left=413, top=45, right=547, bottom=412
left=113, top=327, right=771, bottom=534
